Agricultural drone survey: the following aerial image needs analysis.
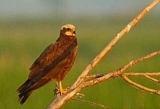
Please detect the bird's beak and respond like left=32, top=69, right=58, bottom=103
left=65, top=31, right=73, bottom=36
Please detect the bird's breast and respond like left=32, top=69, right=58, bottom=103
left=49, top=46, right=78, bottom=81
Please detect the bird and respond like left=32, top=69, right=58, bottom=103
left=17, top=24, right=78, bottom=104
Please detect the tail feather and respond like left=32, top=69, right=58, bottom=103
left=17, top=79, right=32, bottom=92
left=19, top=91, right=31, bottom=104
left=17, top=78, right=50, bottom=104
left=17, top=79, right=33, bottom=104
left=17, top=80, right=29, bottom=92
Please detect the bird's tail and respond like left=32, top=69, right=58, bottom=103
left=18, top=91, right=31, bottom=104
left=17, top=79, right=33, bottom=104
left=17, top=78, right=50, bottom=104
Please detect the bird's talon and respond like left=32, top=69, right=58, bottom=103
left=54, top=87, right=59, bottom=95
left=54, top=87, right=68, bottom=96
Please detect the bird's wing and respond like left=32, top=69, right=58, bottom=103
left=29, top=38, right=77, bottom=79
left=29, top=41, right=63, bottom=78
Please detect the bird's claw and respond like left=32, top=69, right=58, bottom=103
left=54, top=87, right=68, bottom=96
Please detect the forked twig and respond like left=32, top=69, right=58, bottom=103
left=82, top=50, right=160, bottom=88
left=124, top=72, right=160, bottom=82
left=144, top=75, right=159, bottom=82
left=122, top=75, right=160, bottom=95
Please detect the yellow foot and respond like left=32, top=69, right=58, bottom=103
left=54, top=87, right=68, bottom=95
left=54, top=81, right=68, bottom=95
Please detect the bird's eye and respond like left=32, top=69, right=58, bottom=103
left=66, top=28, right=70, bottom=31
left=73, top=31, right=76, bottom=34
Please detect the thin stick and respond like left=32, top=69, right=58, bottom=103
left=85, top=72, right=160, bottom=79
left=144, top=75, right=159, bottom=82
left=125, top=72, right=160, bottom=76
left=124, top=72, right=160, bottom=82
left=122, top=75, right=160, bottom=95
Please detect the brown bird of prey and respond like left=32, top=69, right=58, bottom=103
left=17, top=24, right=78, bottom=104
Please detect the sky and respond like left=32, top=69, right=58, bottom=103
left=0, top=0, right=159, bottom=19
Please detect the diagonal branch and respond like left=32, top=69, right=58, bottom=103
left=48, top=50, right=160, bottom=109
left=48, top=0, right=160, bottom=109
left=143, top=75, right=159, bottom=82
left=72, top=0, right=160, bottom=89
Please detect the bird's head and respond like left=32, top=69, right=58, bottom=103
left=60, top=24, right=76, bottom=37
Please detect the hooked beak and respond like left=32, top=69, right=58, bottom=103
left=65, top=31, right=75, bottom=36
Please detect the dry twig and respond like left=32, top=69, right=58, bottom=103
left=122, top=75, right=160, bottom=95
left=81, top=50, right=160, bottom=88
left=124, top=72, right=160, bottom=82
left=48, top=0, right=160, bottom=109
left=124, top=72, right=160, bottom=76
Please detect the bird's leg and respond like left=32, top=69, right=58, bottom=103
left=55, top=81, right=67, bottom=95
left=58, top=81, right=63, bottom=95
left=54, top=81, right=84, bottom=97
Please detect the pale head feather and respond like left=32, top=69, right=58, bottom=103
left=61, top=24, right=76, bottom=31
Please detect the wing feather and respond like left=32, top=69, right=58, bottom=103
left=29, top=38, right=77, bottom=79
left=29, top=41, right=63, bottom=78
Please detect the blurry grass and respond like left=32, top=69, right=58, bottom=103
left=0, top=17, right=160, bottom=109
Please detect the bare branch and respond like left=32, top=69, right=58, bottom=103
left=124, top=72, right=160, bottom=82
left=124, top=72, right=160, bottom=76
left=72, top=0, right=160, bottom=89
left=122, top=75, right=160, bottom=95
left=48, top=0, right=160, bottom=109
left=83, top=72, right=160, bottom=87
left=144, top=75, right=159, bottom=82
left=48, top=50, right=160, bottom=108
left=82, top=50, right=160, bottom=88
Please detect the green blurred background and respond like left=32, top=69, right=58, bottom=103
left=0, top=0, right=160, bottom=109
